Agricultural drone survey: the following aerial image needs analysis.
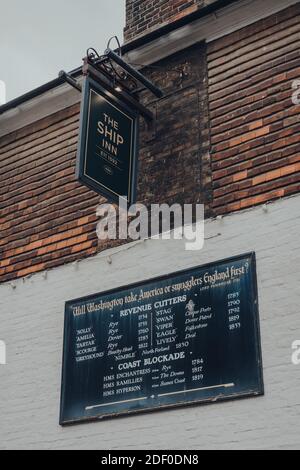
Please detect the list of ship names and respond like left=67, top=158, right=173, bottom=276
left=60, top=254, right=263, bottom=424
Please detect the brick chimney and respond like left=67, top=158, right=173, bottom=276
left=124, top=0, right=220, bottom=42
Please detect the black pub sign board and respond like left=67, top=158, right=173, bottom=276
left=60, top=253, right=263, bottom=424
left=76, top=76, right=139, bottom=205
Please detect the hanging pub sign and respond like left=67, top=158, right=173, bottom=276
left=76, top=76, right=139, bottom=205
left=60, top=253, right=264, bottom=425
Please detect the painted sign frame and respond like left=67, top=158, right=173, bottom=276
left=76, top=76, right=139, bottom=205
left=60, top=252, right=264, bottom=425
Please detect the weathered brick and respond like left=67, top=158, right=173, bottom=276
left=124, top=0, right=220, bottom=42
left=209, top=4, right=300, bottom=216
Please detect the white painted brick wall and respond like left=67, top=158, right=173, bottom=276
left=0, top=195, right=300, bottom=450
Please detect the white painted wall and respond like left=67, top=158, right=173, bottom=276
left=0, top=195, right=300, bottom=450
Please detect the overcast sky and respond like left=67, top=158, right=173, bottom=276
left=0, top=0, right=125, bottom=102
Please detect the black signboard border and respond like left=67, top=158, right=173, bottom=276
left=59, top=252, right=264, bottom=425
left=76, top=76, right=139, bottom=206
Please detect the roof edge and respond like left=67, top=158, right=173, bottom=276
left=121, top=0, right=239, bottom=53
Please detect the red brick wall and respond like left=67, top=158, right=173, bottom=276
left=124, top=0, right=219, bottom=42
left=208, top=3, right=300, bottom=215
left=0, top=106, right=100, bottom=281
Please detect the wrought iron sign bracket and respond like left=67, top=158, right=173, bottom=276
left=58, top=44, right=163, bottom=123
left=82, top=60, right=155, bottom=122
left=104, top=48, right=164, bottom=100
left=81, top=47, right=164, bottom=122
left=58, top=71, right=82, bottom=93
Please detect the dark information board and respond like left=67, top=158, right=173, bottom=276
left=60, top=253, right=263, bottom=424
left=76, top=76, right=139, bottom=205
